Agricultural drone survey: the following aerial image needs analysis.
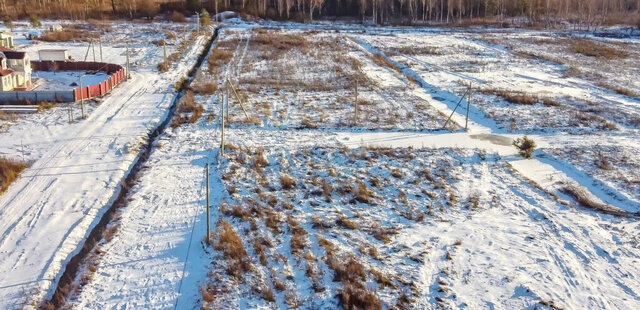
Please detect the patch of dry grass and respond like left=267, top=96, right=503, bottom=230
left=214, top=219, right=251, bottom=280
left=569, top=38, right=628, bottom=59
left=171, top=91, right=204, bottom=128
left=0, top=157, right=28, bottom=194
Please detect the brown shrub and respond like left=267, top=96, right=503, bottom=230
left=372, top=53, right=396, bottom=71
left=280, top=174, right=297, bottom=190
left=171, top=11, right=186, bottom=23
left=569, top=38, right=628, bottom=59
left=171, top=91, right=204, bottom=128
left=261, top=286, right=275, bottom=302
left=157, top=62, right=169, bottom=72
left=337, top=217, right=359, bottom=230
left=0, top=157, right=27, bottom=193
left=193, top=82, right=218, bottom=95
left=338, top=283, right=383, bottom=310
left=481, top=89, right=538, bottom=105
left=326, top=254, right=366, bottom=283
left=152, top=39, right=166, bottom=46
left=201, top=286, right=214, bottom=302
left=214, top=220, right=250, bottom=280
left=321, top=178, right=333, bottom=202
left=353, top=181, right=372, bottom=204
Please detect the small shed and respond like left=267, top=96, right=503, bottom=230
left=39, top=49, right=69, bottom=61
left=48, top=24, right=63, bottom=32
left=0, top=32, right=13, bottom=49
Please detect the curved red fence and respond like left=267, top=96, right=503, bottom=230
left=31, top=61, right=126, bottom=102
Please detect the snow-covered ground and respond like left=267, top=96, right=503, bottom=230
left=1, top=19, right=640, bottom=310
left=0, top=20, right=211, bottom=308
left=32, top=71, right=109, bottom=91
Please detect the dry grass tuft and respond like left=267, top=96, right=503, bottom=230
left=326, top=254, right=366, bottom=283
left=353, top=181, right=372, bottom=204
left=280, top=174, right=297, bottom=190
left=0, top=157, right=28, bottom=194
left=597, top=81, right=638, bottom=97
left=214, top=220, right=251, bottom=280
left=338, top=282, right=383, bottom=310
left=337, top=216, right=359, bottom=230
left=171, top=91, right=204, bottom=128
left=372, top=53, right=396, bottom=71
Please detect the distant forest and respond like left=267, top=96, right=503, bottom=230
left=1, top=0, right=639, bottom=28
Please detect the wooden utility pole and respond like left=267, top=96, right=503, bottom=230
left=465, top=83, right=472, bottom=131
left=225, top=82, right=229, bottom=122
left=92, top=39, right=96, bottom=62
left=206, top=163, right=210, bottom=244
left=83, top=40, right=92, bottom=61
left=126, top=42, right=131, bottom=79
left=99, top=38, right=103, bottom=62
left=354, top=78, right=359, bottom=125
left=197, top=13, right=200, bottom=33
left=220, top=93, right=226, bottom=157
left=163, top=41, right=167, bottom=66
left=442, top=88, right=470, bottom=130
left=226, top=79, right=250, bottom=121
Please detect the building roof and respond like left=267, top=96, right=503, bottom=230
left=0, top=68, right=13, bottom=76
left=2, top=51, right=26, bottom=59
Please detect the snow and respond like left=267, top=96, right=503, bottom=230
left=32, top=71, right=109, bottom=91
left=1, top=19, right=639, bottom=310
left=0, top=21, right=210, bottom=308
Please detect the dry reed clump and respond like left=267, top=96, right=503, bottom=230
left=214, top=220, right=251, bottom=280
left=372, top=53, right=396, bottom=71
left=171, top=91, right=204, bottom=128
left=568, top=38, right=628, bottom=59
left=321, top=179, right=333, bottom=202
left=562, top=184, right=628, bottom=216
left=337, top=216, right=359, bottom=230
left=252, top=31, right=311, bottom=59
left=193, top=82, right=218, bottom=95
left=208, top=48, right=233, bottom=73
left=326, top=254, right=366, bottom=284
left=0, top=157, right=28, bottom=194
left=157, top=62, right=170, bottom=72
left=280, top=174, right=297, bottom=190
left=338, top=283, right=382, bottom=310
left=353, top=181, right=372, bottom=204
left=480, top=88, right=561, bottom=106
left=597, top=81, right=638, bottom=97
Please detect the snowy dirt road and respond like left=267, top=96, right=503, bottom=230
left=0, top=31, right=209, bottom=307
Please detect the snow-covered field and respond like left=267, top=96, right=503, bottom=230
left=0, top=20, right=212, bottom=308
left=1, top=19, right=640, bottom=310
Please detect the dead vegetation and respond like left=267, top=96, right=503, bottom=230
left=0, top=157, right=28, bottom=194
left=171, top=91, right=204, bottom=128
left=480, top=88, right=560, bottom=107
left=569, top=38, right=628, bottom=59
left=214, top=219, right=251, bottom=280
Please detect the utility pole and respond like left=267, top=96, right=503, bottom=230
left=225, top=82, right=230, bottom=122
left=99, top=38, right=103, bottom=62
left=197, top=13, right=200, bottom=33
left=79, top=75, right=86, bottom=119
left=163, top=41, right=167, bottom=66
left=220, top=93, right=226, bottom=157
left=354, top=78, right=359, bottom=125
left=206, top=163, right=210, bottom=244
left=92, top=39, right=96, bottom=62
left=465, top=83, right=471, bottom=131
left=126, top=42, right=131, bottom=79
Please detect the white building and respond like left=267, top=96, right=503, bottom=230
left=0, top=32, right=13, bottom=49
left=0, top=49, right=32, bottom=91
left=38, top=49, right=69, bottom=61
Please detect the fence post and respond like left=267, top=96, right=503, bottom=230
left=465, top=83, right=471, bottom=131
left=206, top=163, right=210, bottom=244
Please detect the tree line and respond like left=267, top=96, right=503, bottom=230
left=1, top=0, right=639, bottom=29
